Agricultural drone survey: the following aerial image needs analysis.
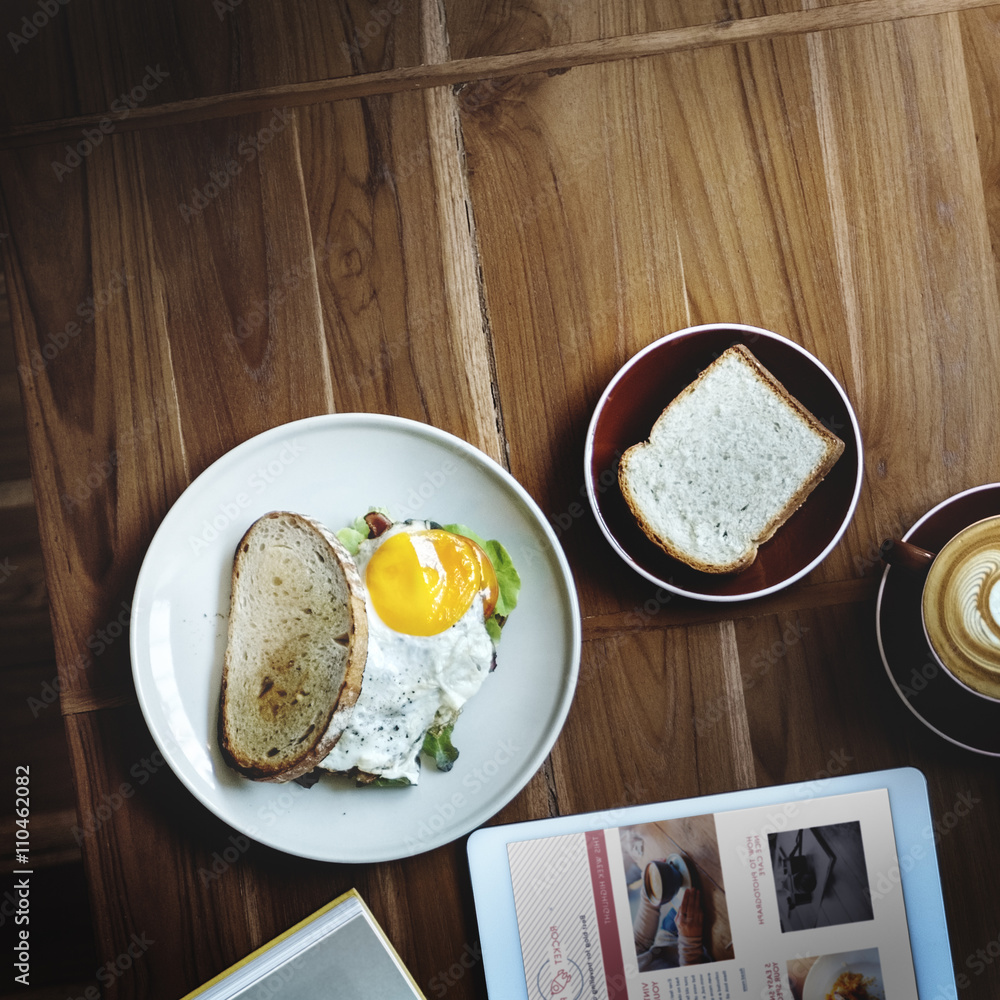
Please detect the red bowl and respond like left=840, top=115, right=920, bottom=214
left=584, top=324, right=863, bottom=602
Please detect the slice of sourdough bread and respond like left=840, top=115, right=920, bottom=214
left=618, top=345, right=845, bottom=574
left=219, top=511, right=368, bottom=782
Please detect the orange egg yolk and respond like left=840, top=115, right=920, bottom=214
left=365, top=529, right=499, bottom=636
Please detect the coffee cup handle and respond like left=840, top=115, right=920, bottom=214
left=880, top=538, right=936, bottom=572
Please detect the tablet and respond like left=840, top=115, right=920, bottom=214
left=468, top=767, right=955, bottom=999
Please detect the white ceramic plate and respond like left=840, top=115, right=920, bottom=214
left=803, top=949, right=884, bottom=999
left=130, top=414, right=582, bottom=862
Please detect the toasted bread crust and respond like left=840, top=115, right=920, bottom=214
left=219, top=511, right=368, bottom=782
left=619, top=345, right=845, bottom=574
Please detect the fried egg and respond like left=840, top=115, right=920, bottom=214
left=319, top=520, right=499, bottom=783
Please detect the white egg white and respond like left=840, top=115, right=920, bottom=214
left=318, top=521, right=495, bottom=784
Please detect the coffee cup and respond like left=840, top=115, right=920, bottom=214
left=643, top=860, right=683, bottom=906
left=882, top=515, right=1000, bottom=700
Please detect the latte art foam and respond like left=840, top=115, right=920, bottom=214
left=989, top=574, right=1000, bottom=634
left=922, top=518, right=1000, bottom=700
left=950, top=553, right=1000, bottom=652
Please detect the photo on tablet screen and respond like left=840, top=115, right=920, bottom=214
left=786, top=946, right=884, bottom=1000
left=767, top=822, right=874, bottom=933
left=618, top=816, right=734, bottom=969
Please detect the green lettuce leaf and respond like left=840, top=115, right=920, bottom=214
left=422, top=722, right=459, bottom=772
left=485, top=617, right=502, bottom=643
left=482, top=539, right=520, bottom=617
left=369, top=775, right=413, bottom=788
left=336, top=526, right=365, bottom=555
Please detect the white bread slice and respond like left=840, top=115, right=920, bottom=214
left=618, top=345, right=844, bottom=574
left=219, top=511, right=368, bottom=782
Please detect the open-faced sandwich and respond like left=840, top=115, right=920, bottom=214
left=218, top=509, right=520, bottom=786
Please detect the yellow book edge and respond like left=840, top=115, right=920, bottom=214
left=180, top=887, right=427, bottom=999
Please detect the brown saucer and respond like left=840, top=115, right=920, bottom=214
left=876, top=483, right=1000, bottom=756
left=585, top=324, right=863, bottom=602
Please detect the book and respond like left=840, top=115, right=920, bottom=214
left=182, top=889, right=427, bottom=999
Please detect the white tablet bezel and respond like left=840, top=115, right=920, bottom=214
left=467, top=767, right=955, bottom=999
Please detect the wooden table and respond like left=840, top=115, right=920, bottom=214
left=3, top=1, right=1000, bottom=996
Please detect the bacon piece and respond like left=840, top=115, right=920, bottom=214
left=364, top=510, right=393, bottom=537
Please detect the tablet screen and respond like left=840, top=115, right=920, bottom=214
left=469, top=769, right=951, bottom=1000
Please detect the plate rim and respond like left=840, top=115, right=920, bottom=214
left=583, top=323, right=864, bottom=603
left=875, top=481, right=1000, bottom=758
left=129, top=412, right=583, bottom=861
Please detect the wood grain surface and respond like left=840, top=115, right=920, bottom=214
left=2, top=0, right=1000, bottom=997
